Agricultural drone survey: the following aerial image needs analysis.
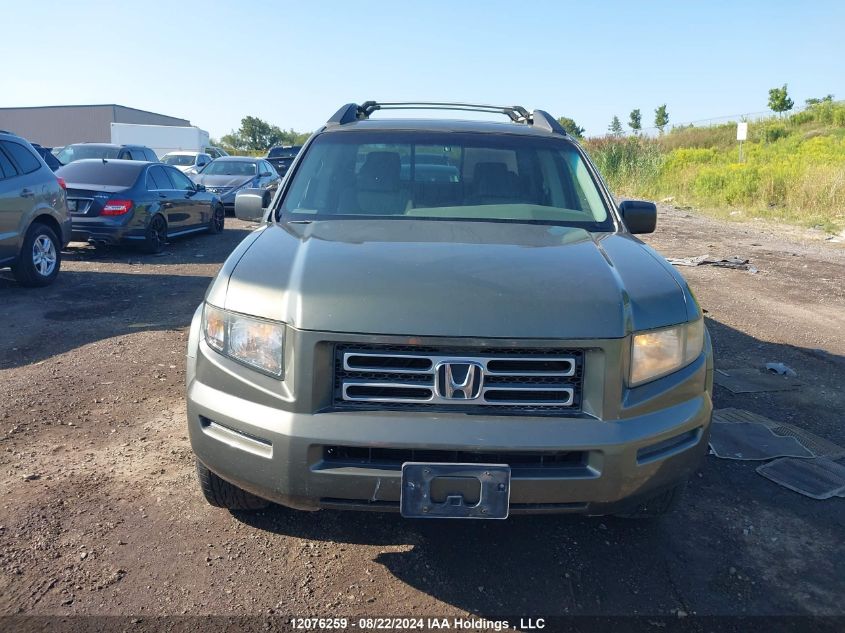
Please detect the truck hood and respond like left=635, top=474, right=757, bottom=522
left=215, top=220, right=696, bottom=339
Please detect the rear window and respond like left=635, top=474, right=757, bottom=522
left=56, top=160, right=143, bottom=187
left=0, top=140, right=41, bottom=174
left=268, top=146, right=301, bottom=159
left=279, top=132, right=612, bottom=230
left=57, top=144, right=120, bottom=163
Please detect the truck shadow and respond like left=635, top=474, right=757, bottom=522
left=0, top=269, right=212, bottom=369
left=0, top=225, right=253, bottom=369
left=233, top=317, right=845, bottom=617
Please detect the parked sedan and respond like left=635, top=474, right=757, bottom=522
left=56, top=160, right=225, bottom=254
left=162, top=151, right=213, bottom=175
left=193, top=157, right=279, bottom=214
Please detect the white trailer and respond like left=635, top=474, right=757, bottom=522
left=110, top=123, right=210, bottom=159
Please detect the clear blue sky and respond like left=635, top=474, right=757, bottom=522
left=3, top=0, right=843, bottom=138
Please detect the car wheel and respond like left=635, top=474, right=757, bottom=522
left=142, top=214, right=167, bottom=254
left=196, top=460, right=269, bottom=510
left=207, top=203, right=225, bottom=234
left=12, top=222, right=61, bottom=287
left=614, top=481, right=687, bottom=519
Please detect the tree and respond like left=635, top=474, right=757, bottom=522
left=608, top=115, right=624, bottom=137
left=628, top=109, right=642, bottom=134
left=219, top=116, right=310, bottom=152
left=805, top=94, right=834, bottom=106
left=654, top=104, right=669, bottom=134
left=556, top=116, right=585, bottom=139
left=768, top=84, right=794, bottom=115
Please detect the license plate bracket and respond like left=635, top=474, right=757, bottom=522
left=400, top=463, right=510, bottom=519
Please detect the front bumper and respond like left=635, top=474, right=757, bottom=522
left=185, top=310, right=714, bottom=516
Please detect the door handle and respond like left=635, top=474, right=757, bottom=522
left=158, top=193, right=168, bottom=198
left=20, top=189, right=34, bottom=198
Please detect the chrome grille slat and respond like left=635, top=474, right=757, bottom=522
left=335, top=346, right=583, bottom=413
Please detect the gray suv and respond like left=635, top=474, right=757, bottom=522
left=186, top=102, right=713, bottom=519
left=0, top=131, right=71, bottom=286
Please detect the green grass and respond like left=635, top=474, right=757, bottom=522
left=583, top=102, right=845, bottom=233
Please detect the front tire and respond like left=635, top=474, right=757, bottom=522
left=12, top=223, right=61, bottom=287
left=142, top=214, right=167, bottom=254
left=207, top=203, right=225, bottom=234
left=196, top=460, right=269, bottom=510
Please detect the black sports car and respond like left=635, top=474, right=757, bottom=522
left=56, top=159, right=225, bottom=253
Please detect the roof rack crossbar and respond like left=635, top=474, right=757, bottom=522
left=325, top=102, right=569, bottom=137
left=357, top=101, right=532, bottom=123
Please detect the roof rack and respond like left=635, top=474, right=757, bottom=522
left=325, top=102, right=567, bottom=136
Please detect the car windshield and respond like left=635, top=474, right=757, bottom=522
left=162, top=154, right=195, bottom=166
left=57, top=145, right=120, bottom=163
left=202, top=160, right=257, bottom=176
left=279, top=131, right=613, bottom=229
left=56, top=160, right=143, bottom=187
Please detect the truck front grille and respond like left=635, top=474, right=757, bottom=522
left=333, top=344, right=583, bottom=415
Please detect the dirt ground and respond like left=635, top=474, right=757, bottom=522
left=1, top=209, right=843, bottom=624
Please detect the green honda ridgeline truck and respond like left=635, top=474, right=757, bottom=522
left=185, top=102, right=713, bottom=520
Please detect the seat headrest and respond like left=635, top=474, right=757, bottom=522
left=358, top=151, right=401, bottom=191
left=472, top=162, right=516, bottom=198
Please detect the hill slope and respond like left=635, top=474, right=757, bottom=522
left=584, top=101, right=845, bottom=232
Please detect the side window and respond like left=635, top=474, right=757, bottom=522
left=147, top=166, right=171, bottom=190
left=0, top=141, right=41, bottom=174
left=0, top=147, right=19, bottom=180
left=144, top=149, right=158, bottom=161
left=166, top=167, right=195, bottom=191
left=129, top=149, right=145, bottom=161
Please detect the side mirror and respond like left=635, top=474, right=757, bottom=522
left=618, top=200, right=657, bottom=234
left=195, top=183, right=206, bottom=192
left=234, top=188, right=267, bottom=222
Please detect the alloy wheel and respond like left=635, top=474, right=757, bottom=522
left=32, top=234, right=57, bottom=278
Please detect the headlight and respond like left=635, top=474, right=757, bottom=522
left=630, top=319, right=704, bottom=386
left=202, top=303, right=285, bottom=377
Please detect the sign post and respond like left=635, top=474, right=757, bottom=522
left=736, top=122, right=748, bottom=163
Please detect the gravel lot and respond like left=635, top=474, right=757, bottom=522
left=1, top=209, right=843, bottom=624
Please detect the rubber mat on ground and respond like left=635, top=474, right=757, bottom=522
left=713, top=408, right=845, bottom=459
left=756, top=457, right=845, bottom=500
left=709, top=421, right=813, bottom=460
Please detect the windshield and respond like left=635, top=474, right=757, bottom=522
left=279, top=132, right=612, bottom=229
left=202, top=160, right=257, bottom=176
left=162, top=154, right=195, bottom=166
left=57, top=145, right=120, bottom=163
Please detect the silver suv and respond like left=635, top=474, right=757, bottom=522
left=186, top=102, right=713, bottom=520
left=0, top=131, right=71, bottom=286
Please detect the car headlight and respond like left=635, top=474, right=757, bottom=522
left=630, top=319, right=704, bottom=386
left=203, top=303, right=285, bottom=377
